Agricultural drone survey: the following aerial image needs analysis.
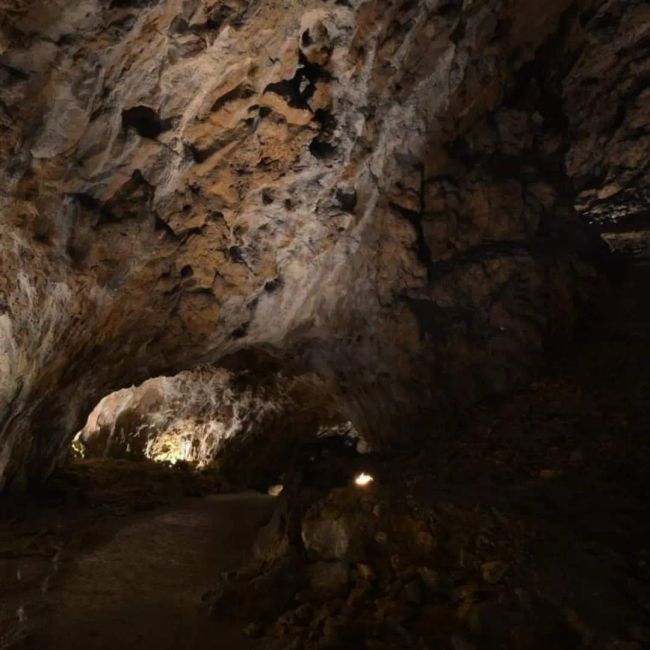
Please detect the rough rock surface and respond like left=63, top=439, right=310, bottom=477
left=73, top=368, right=344, bottom=467
left=0, top=0, right=645, bottom=491
left=565, top=1, right=650, bottom=236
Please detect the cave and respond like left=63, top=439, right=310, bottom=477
left=1, top=0, right=649, bottom=648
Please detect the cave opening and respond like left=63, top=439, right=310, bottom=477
left=65, top=368, right=372, bottom=496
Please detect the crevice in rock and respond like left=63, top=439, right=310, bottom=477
left=121, top=106, right=171, bottom=140
left=264, top=52, right=331, bottom=111
left=110, top=0, right=161, bottom=8
left=210, top=83, right=256, bottom=112
left=308, top=108, right=338, bottom=159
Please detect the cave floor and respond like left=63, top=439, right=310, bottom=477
left=0, top=487, right=275, bottom=650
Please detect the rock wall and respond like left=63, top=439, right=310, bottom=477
left=0, top=0, right=642, bottom=492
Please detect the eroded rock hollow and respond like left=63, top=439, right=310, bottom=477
left=0, top=0, right=646, bottom=493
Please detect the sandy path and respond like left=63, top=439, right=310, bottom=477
left=26, top=493, right=274, bottom=650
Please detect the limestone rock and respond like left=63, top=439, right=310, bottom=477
left=0, top=0, right=644, bottom=492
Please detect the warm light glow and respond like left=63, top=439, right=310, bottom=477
left=268, top=484, right=284, bottom=497
left=354, top=472, right=374, bottom=487
left=70, top=434, right=85, bottom=459
left=148, top=435, right=189, bottom=465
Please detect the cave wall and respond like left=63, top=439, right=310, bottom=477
left=0, top=0, right=643, bottom=492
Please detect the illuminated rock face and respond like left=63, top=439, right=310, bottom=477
left=73, top=368, right=347, bottom=468
left=73, top=371, right=276, bottom=466
left=0, top=0, right=643, bottom=491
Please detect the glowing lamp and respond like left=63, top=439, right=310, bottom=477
left=354, top=472, right=374, bottom=487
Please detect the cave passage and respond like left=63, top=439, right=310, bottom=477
left=2, top=269, right=649, bottom=648
left=2, top=0, right=650, bottom=648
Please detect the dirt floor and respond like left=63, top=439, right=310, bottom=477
left=0, top=470, right=275, bottom=650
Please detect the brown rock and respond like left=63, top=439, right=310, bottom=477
left=307, top=561, right=350, bottom=600
left=481, top=561, right=508, bottom=585
left=0, top=0, right=611, bottom=492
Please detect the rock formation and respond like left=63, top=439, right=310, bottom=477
left=73, top=370, right=295, bottom=465
left=0, top=0, right=647, bottom=492
left=73, top=368, right=356, bottom=484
